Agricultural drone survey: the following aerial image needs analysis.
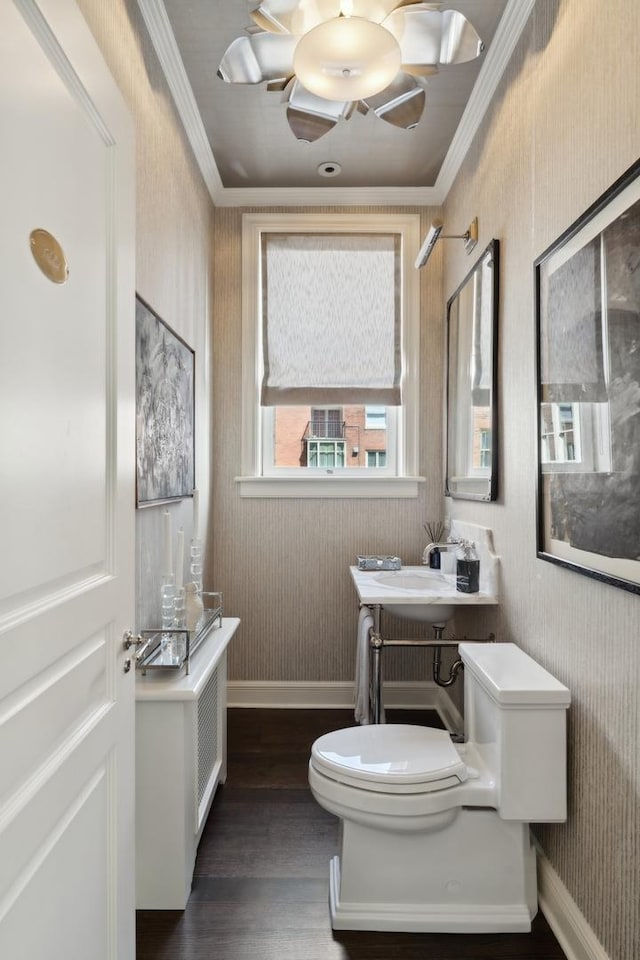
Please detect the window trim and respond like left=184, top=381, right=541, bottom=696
left=237, top=213, right=424, bottom=498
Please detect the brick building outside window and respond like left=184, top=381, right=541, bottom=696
left=273, top=405, right=387, bottom=468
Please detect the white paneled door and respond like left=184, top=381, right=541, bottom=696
left=0, top=1, right=135, bottom=958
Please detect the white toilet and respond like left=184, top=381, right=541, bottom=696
left=308, top=642, right=570, bottom=933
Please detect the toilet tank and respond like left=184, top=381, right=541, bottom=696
left=459, top=643, right=571, bottom=822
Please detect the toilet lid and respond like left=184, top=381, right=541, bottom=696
left=311, top=724, right=467, bottom=793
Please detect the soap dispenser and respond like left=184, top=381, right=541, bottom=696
left=456, top=540, right=479, bottom=594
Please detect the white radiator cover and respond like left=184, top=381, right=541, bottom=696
left=135, top=618, right=238, bottom=909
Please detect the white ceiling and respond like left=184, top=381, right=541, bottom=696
left=138, top=0, right=533, bottom=206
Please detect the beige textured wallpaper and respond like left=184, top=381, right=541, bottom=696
left=210, top=205, right=452, bottom=682
left=76, top=0, right=214, bottom=630
left=444, top=2, right=640, bottom=957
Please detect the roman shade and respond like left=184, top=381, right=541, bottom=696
left=260, top=233, right=402, bottom=406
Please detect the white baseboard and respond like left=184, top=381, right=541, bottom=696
left=226, top=681, right=461, bottom=728
left=227, top=680, right=354, bottom=709
left=537, top=853, right=610, bottom=960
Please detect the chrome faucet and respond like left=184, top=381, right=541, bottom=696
left=422, top=539, right=462, bottom=565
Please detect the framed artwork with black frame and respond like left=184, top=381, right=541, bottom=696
left=534, top=158, right=640, bottom=594
left=135, top=295, right=195, bottom=507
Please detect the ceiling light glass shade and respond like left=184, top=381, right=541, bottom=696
left=293, top=17, right=402, bottom=101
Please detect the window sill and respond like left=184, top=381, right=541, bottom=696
left=235, top=475, right=425, bottom=499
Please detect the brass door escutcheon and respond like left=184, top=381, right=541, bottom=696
left=29, top=228, right=69, bottom=284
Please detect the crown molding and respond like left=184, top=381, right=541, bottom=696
left=218, top=185, right=440, bottom=206
left=435, top=0, right=535, bottom=198
left=136, top=0, right=224, bottom=200
left=138, top=0, right=533, bottom=209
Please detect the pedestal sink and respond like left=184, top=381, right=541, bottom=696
left=350, top=562, right=498, bottom=625
left=350, top=525, right=500, bottom=723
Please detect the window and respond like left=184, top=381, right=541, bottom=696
left=365, top=405, right=387, bottom=430
left=309, top=408, right=343, bottom=439
left=541, top=402, right=580, bottom=464
left=540, top=401, right=612, bottom=474
left=239, top=213, right=422, bottom=498
left=478, top=428, right=491, bottom=469
left=274, top=405, right=390, bottom=469
left=367, top=450, right=387, bottom=468
left=305, top=409, right=345, bottom=467
left=308, top=440, right=346, bottom=468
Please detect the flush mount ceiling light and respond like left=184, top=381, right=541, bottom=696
left=217, top=1, right=484, bottom=142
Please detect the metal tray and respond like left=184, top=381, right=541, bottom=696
left=135, top=593, right=223, bottom=675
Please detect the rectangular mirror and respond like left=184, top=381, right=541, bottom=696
left=445, top=239, right=499, bottom=501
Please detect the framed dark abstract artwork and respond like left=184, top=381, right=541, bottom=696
left=135, top=296, right=195, bottom=506
left=535, top=158, right=640, bottom=594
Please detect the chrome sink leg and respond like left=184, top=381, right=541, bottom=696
left=370, top=605, right=383, bottom=724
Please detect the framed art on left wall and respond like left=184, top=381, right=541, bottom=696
left=135, top=295, right=195, bottom=506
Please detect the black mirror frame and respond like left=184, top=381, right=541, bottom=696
left=445, top=239, right=500, bottom=502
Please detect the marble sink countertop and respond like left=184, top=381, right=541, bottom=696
left=351, top=520, right=500, bottom=607
left=350, top=565, right=499, bottom=607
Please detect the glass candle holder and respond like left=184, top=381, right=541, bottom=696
left=190, top=539, right=203, bottom=595
left=173, top=586, right=186, bottom=629
left=161, top=575, right=176, bottom=631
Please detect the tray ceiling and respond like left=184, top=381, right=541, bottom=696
left=139, top=1, right=532, bottom=205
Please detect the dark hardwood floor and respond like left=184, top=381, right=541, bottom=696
left=136, top=708, right=567, bottom=960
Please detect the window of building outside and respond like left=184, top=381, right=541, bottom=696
left=239, top=214, right=422, bottom=498
left=273, top=405, right=389, bottom=469
left=365, top=405, right=387, bottom=430
left=478, top=428, right=491, bottom=469
left=367, top=450, right=387, bottom=467
left=307, top=439, right=346, bottom=468
left=310, top=408, right=342, bottom=439
left=541, top=402, right=580, bottom=463
left=540, top=400, right=612, bottom=475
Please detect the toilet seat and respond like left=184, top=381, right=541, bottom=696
left=311, top=724, right=467, bottom=795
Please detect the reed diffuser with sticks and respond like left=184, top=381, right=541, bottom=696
left=423, top=519, right=446, bottom=569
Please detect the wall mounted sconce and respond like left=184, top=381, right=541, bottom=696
left=414, top=217, right=479, bottom=269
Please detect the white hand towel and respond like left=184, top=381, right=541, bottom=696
left=354, top=606, right=373, bottom=724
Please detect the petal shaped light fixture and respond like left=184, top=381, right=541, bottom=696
left=384, top=6, right=484, bottom=69
left=360, top=72, right=426, bottom=130
left=217, top=1, right=484, bottom=142
left=218, top=33, right=298, bottom=85
left=286, top=78, right=355, bottom=142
